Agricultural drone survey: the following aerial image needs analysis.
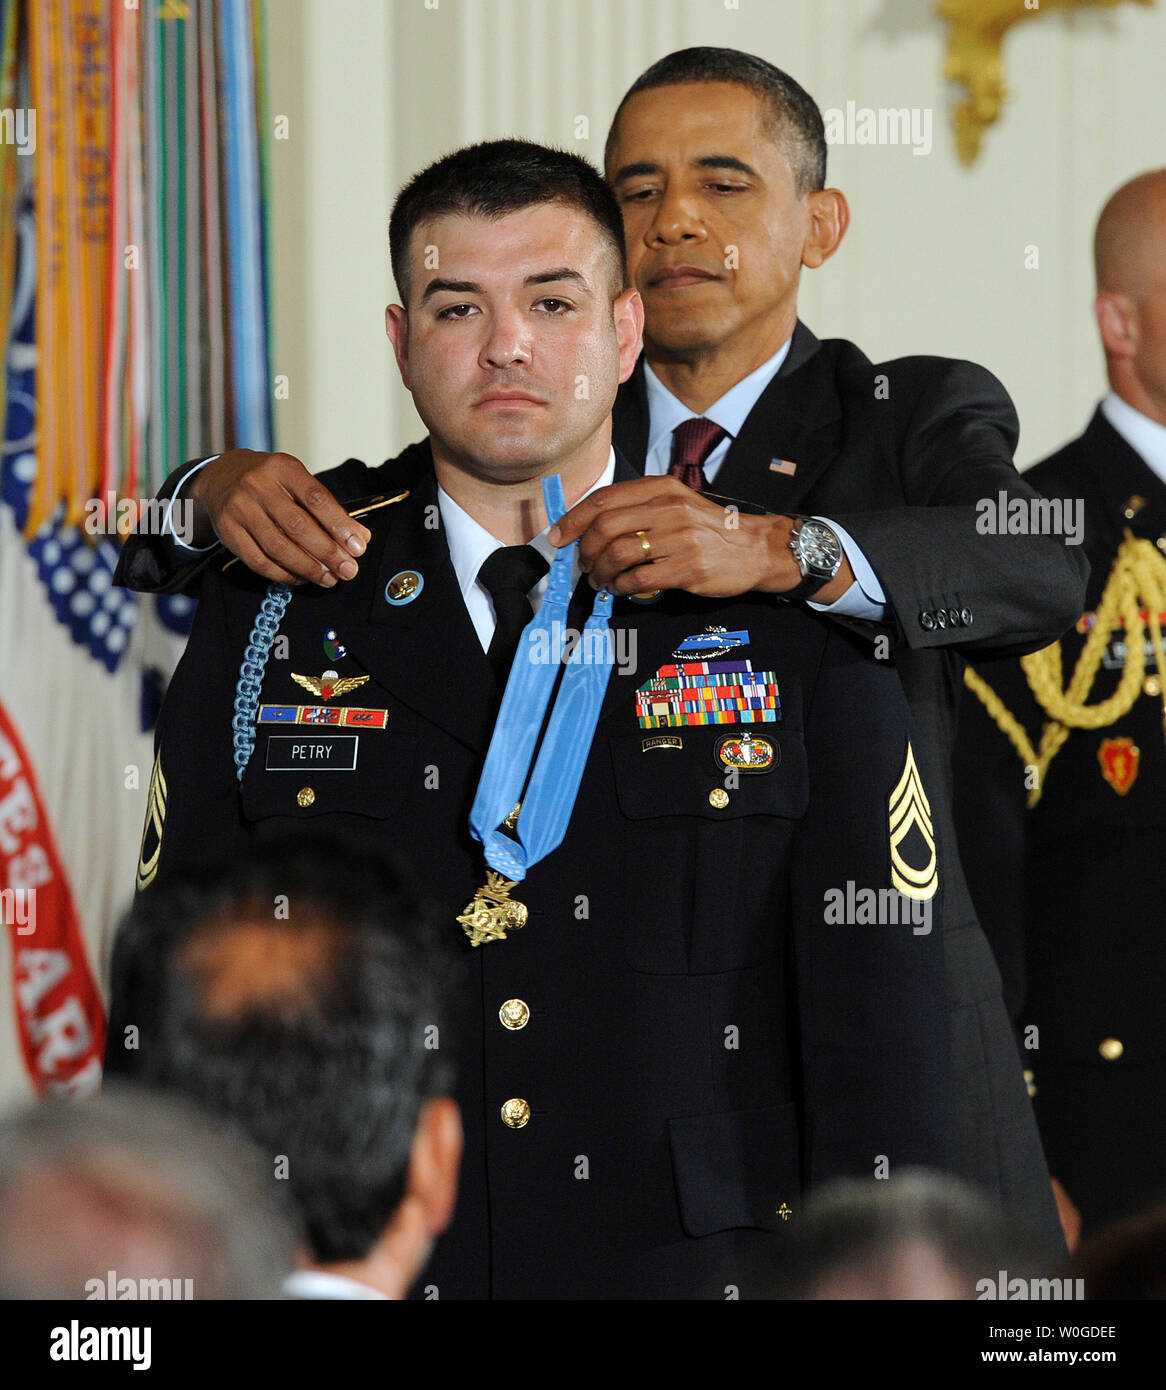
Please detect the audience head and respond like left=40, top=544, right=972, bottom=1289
left=1093, top=169, right=1166, bottom=423
left=0, top=1084, right=298, bottom=1299
left=106, top=828, right=462, bottom=1299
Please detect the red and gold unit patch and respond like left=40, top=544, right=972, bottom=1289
left=1098, top=736, right=1139, bottom=795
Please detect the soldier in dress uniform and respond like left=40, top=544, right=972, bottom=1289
left=108, top=140, right=955, bottom=1299
left=954, top=170, right=1166, bottom=1235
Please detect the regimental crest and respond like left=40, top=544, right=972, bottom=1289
left=290, top=670, right=370, bottom=701
left=1098, top=737, right=1140, bottom=795
left=888, top=742, right=938, bottom=901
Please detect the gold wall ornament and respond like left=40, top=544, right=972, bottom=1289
left=937, top=0, right=1155, bottom=165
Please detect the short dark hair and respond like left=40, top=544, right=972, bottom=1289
left=605, top=47, right=827, bottom=196
left=106, top=828, right=459, bottom=1265
left=388, top=137, right=627, bottom=303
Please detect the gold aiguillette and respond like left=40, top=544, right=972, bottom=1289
left=457, top=870, right=529, bottom=947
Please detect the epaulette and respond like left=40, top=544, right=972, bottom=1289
left=220, top=490, right=409, bottom=573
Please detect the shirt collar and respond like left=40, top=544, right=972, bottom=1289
left=1100, top=392, right=1166, bottom=488
left=438, top=447, right=617, bottom=601
left=282, top=1269, right=390, bottom=1300
left=642, top=336, right=793, bottom=460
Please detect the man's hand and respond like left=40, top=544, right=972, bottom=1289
left=548, top=477, right=854, bottom=602
left=186, top=450, right=370, bottom=586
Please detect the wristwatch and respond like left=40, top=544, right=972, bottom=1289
left=786, top=516, right=843, bottom=601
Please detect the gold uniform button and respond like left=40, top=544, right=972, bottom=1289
left=499, top=998, right=530, bottom=1030
left=501, top=1098, right=531, bottom=1129
left=709, top=787, right=730, bottom=809
left=1144, top=675, right=1162, bottom=697
left=1099, top=1037, right=1124, bottom=1061
left=777, top=1203, right=793, bottom=1222
left=296, top=787, right=315, bottom=808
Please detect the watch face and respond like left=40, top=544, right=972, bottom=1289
left=796, top=521, right=842, bottom=573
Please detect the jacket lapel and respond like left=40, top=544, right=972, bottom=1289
left=612, top=321, right=844, bottom=515
left=1080, top=408, right=1166, bottom=549
left=338, top=469, right=498, bottom=754
left=712, top=322, right=844, bottom=512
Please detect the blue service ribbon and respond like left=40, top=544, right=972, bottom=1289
left=469, top=475, right=614, bottom=880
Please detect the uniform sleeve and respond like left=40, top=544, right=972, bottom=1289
left=790, top=628, right=949, bottom=1184
left=137, top=567, right=255, bottom=887
left=113, top=456, right=395, bottom=596
left=828, top=359, right=1089, bottom=659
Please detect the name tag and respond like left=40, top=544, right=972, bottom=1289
left=265, top=736, right=359, bottom=771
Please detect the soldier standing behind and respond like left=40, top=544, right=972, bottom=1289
left=955, top=170, right=1166, bottom=1236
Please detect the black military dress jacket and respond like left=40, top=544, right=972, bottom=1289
left=120, top=453, right=951, bottom=1299
left=611, top=323, right=1089, bottom=1247
left=954, top=406, right=1166, bottom=1231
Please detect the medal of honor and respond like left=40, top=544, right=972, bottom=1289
left=461, top=475, right=615, bottom=946
left=457, top=871, right=529, bottom=947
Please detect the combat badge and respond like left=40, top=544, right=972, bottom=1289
left=1098, top=736, right=1140, bottom=795
left=457, top=871, right=528, bottom=947
left=672, top=625, right=749, bottom=661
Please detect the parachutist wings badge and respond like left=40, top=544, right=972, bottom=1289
left=291, top=670, right=370, bottom=701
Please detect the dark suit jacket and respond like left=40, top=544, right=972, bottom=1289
left=112, top=454, right=951, bottom=1299
left=953, top=407, right=1166, bottom=1231
left=115, top=322, right=1083, bottom=1248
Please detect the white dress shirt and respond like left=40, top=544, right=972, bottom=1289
left=282, top=1268, right=389, bottom=1300
left=642, top=343, right=887, bottom=620
left=1101, top=391, right=1166, bottom=487
left=439, top=448, right=616, bottom=652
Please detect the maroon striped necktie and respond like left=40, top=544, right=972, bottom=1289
left=667, top=417, right=728, bottom=493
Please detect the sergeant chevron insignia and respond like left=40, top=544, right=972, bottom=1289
left=136, top=753, right=167, bottom=893
left=888, top=742, right=938, bottom=901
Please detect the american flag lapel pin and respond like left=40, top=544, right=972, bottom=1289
left=769, top=458, right=797, bottom=476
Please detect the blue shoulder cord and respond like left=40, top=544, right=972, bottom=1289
left=232, top=582, right=294, bottom=780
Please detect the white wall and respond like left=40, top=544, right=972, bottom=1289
left=266, top=0, right=1166, bottom=471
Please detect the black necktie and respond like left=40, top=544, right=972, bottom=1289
left=478, top=545, right=549, bottom=682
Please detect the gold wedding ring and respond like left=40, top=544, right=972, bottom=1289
left=632, top=529, right=660, bottom=601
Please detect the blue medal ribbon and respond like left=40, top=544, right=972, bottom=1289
left=469, top=475, right=614, bottom=880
